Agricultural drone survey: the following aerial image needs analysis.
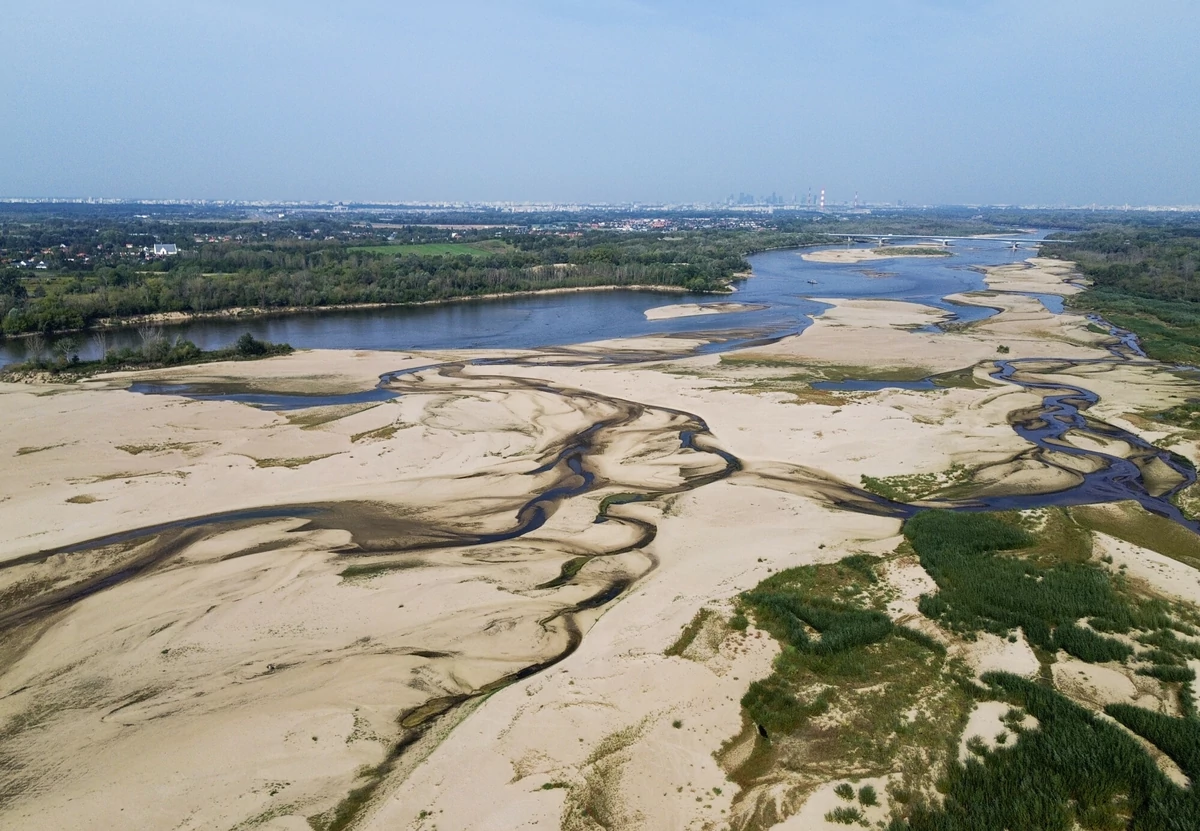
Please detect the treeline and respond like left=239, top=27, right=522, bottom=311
left=1048, top=226, right=1200, bottom=363
left=9, top=332, right=292, bottom=376
left=0, top=228, right=819, bottom=336
left=1050, top=226, right=1200, bottom=303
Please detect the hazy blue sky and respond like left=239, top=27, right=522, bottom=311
left=6, top=0, right=1198, bottom=205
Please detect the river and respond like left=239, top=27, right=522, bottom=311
left=0, top=239, right=1040, bottom=366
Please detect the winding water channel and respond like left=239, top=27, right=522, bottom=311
left=6, top=239, right=1199, bottom=819
left=10, top=239, right=1193, bottom=637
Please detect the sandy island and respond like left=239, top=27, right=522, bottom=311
left=801, top=246, right=952, bottom=264
left=3, top=257, right=1200, bottom=830
left=643, top=301, right=767, bottom=320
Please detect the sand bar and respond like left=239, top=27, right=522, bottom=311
left=643, top=301, right=766, bottom=320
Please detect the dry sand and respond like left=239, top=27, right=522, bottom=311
left=730, top=290, right=1110, bottom=375
left=3, top=255, right=1199, bottom=830
left=801, top=247, right=951, bottom=264
left=643, top=301, right=766, bottom=320
left=982, top=256, right=1087, bottom=296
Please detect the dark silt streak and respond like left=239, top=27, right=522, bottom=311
left=0, top=355, right=766, bottom=632
left=126, top=382, right=400, bottom=411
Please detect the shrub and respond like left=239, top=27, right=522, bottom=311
left=1053, top=622, right=1133, bottom=663
left=741, top=679, right=830, bottom=735
left=834, top=782, right=855, bottom=800
left=903, top=511, right=1148, bottom=653
left=1136, top=664, right=1195, bottom=683
left=900, top=672, right=1200, bottom=831
left=236, top=332, right=268, bottom=356
left=858, top=784, right=878, bottom=806
left=825, top=806, right=864, bottom=824
left=1106, top=702, right=1200, bottom=781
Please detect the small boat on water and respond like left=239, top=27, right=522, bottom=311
left=807, top=279, right=818, bottom=284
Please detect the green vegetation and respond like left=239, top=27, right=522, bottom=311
left=904, top=510, right=1183, bottom=660
left=1105, top=704, right=1200, bottom=780
left=347, top=240, right=512, bottom=257
left=875, top=247, right=952, bottom=257
left=726, top=554, right=971, bottom=830
left=729, top=506, right=1200, bottom=830
left=826, top=806, right=865, bottom=824
left=1072, top=502, right=1200, bottom=570
left=888, top=510, right=1200, bottom=828
left=252, top=454, right=337, bottom=469
left=664, top=608, right=716, bottom=657
left=2, top=330, right=291, bottom=378
left=717, top=358, right=934, bottom=382
left=893, top=672, right=1200, bottom=831
left=928, top=366, right=991, bottom=390
left=1075, top=289, right=1200, bottom=364
left=1151, top=399, right=1200, bottom=431
left=338, top=560, right=424, bottom=580
left=0, top=223, right=824, bottom=336
left=1051, top=227, right=1200, bottom=363
left=860, top=464, right=973, bottom=502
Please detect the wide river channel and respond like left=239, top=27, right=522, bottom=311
left=0, top=238, right=1050, bottom=366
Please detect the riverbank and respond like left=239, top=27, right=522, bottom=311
left=5, top=257, right=1200, bottom=831
left=1, top=282, right=732, bottom=345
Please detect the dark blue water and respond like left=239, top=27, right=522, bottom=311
left=1029, top=293, right=1065, bottom=314
left=745, top=244, right=1020, bottom=325
left=0, top=239, right=1042, bottom=366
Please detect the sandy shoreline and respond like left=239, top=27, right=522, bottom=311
left=643, top=301, right=767, bottom=320
left=4, top=256, right=1200, bottom=830
left=802, top=246, right=952, bottom=264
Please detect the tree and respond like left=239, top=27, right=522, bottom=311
left=236, top=332, right=267, bottom=357
left=0, top=269, right=27, bottom=302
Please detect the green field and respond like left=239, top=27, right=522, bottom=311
left=348, top=240, right=512, bottom=257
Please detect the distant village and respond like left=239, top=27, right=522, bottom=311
left=6, top=242, right=178, bottom=271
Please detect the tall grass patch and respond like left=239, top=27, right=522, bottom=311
left=904, top=510, right=1173, bottom=661
left=728, top=555, right=971, bottom=829
left=891, top=672, right=1200, bottom=831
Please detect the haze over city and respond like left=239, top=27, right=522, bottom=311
left=6, top=0, right=1199, bottom=205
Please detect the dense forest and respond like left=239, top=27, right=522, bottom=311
left=1047, top=225, right=1200, bottom=363
left=0, top=216, right=828, bottom=336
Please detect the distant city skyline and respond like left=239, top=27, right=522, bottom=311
left=6, top=1, right=1199, bottom=206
